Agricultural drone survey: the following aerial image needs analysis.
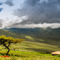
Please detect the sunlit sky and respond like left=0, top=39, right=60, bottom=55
left=0, top=0, right=25, bottom=28
left=0, top=0, right=24, bottom=19
left=0, top=0, right=60, bottom=28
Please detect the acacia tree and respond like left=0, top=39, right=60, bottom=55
left=0, top=35, right=25, bottom=55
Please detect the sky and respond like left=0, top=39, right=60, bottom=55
left=0, top=0, right=60, bottom=28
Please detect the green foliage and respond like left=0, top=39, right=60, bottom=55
left=0, top=35, right=25, bottom=55
left=0, top=35, right=25, bottom=44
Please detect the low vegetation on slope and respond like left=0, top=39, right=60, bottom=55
left=0, top=29, right=23, bottom=38
left=0, top=51, right=60, bottom=60
left=0, top=28, right=59, bottom=60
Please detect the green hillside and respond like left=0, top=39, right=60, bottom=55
left=0, top=29, right=24, bottom=38
left=3, top=28, right=60, bottom=53
left=0, top=28, right=59, bottom=60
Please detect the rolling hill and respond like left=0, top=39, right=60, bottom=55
left=0, top=29, right=23, bottom=38
left=0, top=27, right=59, bottom=54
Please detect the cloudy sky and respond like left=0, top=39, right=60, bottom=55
left=0, top=0, right=60, bottom=28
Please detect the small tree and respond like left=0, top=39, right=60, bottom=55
left=0, top=35, right=25, bottom=55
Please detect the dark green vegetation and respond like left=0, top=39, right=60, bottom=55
left=0, top=29, right=21, bottom=38
left=0, top=28, right=59, bottom=60
left=5, top=27, right=60, bottom=40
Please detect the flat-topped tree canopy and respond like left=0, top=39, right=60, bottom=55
left=0, top=35, right=25, bottom=55
left=0, top=35, right=25, bottom=43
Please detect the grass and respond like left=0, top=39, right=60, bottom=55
left=10, top=41, right=60, bottom=53
left=0, top=50, right=60, bottom=60
left=0, top=38, right=60, bottom=60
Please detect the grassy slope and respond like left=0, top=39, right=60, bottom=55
left=0, top=40, right=60, bottom=60
left=0, top=28, right=60, bottom=60
left=0, top=29, right=23, bottom=38
left=0, top=50, right=60, bottom=60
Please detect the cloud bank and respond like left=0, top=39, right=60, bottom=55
left=0, top=0, right=60, bottom=28
left=6, top=23, right=60, bottom=29
left=14, top=0, right=60, bottom=24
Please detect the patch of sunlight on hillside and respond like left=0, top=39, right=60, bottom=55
left=39, top=39, right=44, bottom=42
left=25, top=36, right=34, bottom=40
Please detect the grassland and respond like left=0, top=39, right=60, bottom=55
left=0, top=51, right=60, bottom=60
left=0, top=40, right=60, bottom=60
left=0, top=27, right=59, bottom=60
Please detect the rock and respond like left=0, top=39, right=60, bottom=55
left=51, top=51, right=60, bottom=56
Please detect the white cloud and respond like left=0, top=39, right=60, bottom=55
left=0, top=0, right=60, bottom=29
left=5, top=23, right=60, bottom=29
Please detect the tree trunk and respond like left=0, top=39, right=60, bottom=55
left=6, top=48, right=10, bottom=55
left=3, top=43, right=10, bottom=55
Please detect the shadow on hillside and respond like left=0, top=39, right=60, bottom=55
left=39, top=39, right=60, bottom=48
left=28, top=38, right=60, bottom=48
left=25, top=48, right=54, bottom=54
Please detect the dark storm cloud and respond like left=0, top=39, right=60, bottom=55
left=5, top=0, right=14, bottom=6
left=13, top=0, right=60, bottom=24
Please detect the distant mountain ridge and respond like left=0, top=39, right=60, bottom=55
left=0, top=29, right=23, bottom=38
left=4, top=27, right=60, bottom=40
